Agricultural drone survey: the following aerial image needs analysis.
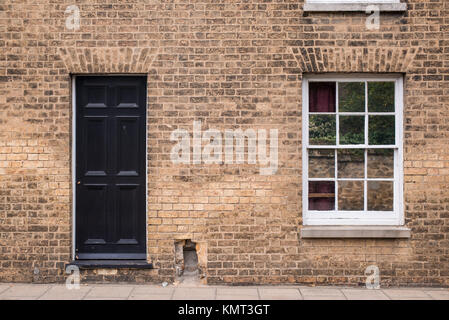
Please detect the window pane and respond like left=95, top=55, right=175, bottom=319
left=367, top=149, right=394, bottom=178
left=337, top=149, right=364, bottom=178
left=309, top=115, right=336, bottom=145
left=338, top=180, right=364, bottom=211
left=368, top=82, right=394, bottom=112
left=368, top=115, right=395, bottom=145
left=309, top=149, right=335, bottom=178
left=339, top=115, right=364, bottom=145
left=309, top=181, right=335, bottom=211
left=309, top=82, right=336, bottom=113
left=338, top=82, right=365, bottom=112
left=368, top=181, right=393, bottom=211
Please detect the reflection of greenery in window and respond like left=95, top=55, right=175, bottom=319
left=368, top=82, right=394, bottom=112
left=338, top=82, right=365, bottom=112
left=369, top=116, right=395, bottom=145
left=338, top=148, right=364, bottom=158
left=309, top=115, right=336, bottom=145
left=339, top=116, right=364, bottom=144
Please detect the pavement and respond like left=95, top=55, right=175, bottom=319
left=0, top=283, right=448, bottom=300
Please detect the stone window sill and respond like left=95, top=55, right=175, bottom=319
left=300, top=226, right=411, bottom=238
left=303, top=3, right=407, bottom=12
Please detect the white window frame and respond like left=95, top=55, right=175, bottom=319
left=302, top=74, right=404, bottom=226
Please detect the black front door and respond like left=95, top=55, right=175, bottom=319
left=75, top=76, right=147, bottom=260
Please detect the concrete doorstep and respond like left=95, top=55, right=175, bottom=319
left=0, top=283, right=448, bottom=300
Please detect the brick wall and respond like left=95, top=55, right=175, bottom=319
left=0, top=0, right=448, bottom=286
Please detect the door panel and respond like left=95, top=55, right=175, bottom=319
left=117, top=85, right=140, bottom=108
left=117, top=117, right=140, bottom=176
left=85, top=85, right=107, bottom=108
left=117, top=184, right=140, bottom=242
left=83, top=184, right=107, bottom=244
left=75, top=76, right=147, bottom=260
left=83, top=116, right=108, bottom=176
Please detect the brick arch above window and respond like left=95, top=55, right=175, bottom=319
left=290, top=47, right=421, bottom=74
left=58, top=47, right=159, bottom=74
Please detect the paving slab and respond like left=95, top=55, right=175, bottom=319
left=0, top=296, right=41, bottom=300
left=341, top=289, right=390, bottom=300
left=382, top=289, right=432, bottom=300
left=423, top=290, right=449, bottom=300
left=39, top=285, right=91, bottom=300
left=216, top=288, right=259, bottom=300
left=258, top=288, right=303, bottom=300
left=84, top=297, right=128, bottom=300
left=129, top=286, right=174, bottom=300
left=300, top=288, right=346, bottom=300
left=0, top=285, right=11, bottom=295
left=83, top=285, right=134, bottom=299
left=0, top=283, right=448, bottom=300
left=0, top=285, right=50, bottom=299
left=172, top=287, right=216, bottom=300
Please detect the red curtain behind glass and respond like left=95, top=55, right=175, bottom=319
left=309, top=82, right=336, bottom=113
left=308, top=181, right=335, bottom=210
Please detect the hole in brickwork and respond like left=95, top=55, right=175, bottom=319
left=174, top=239, right=202, bottom=285
left=174, top=240, right=184, bottom=276
left=183, top=240, right=199, bottom=275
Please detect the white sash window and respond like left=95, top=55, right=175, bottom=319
left=302, top=75, right=404, bottom=226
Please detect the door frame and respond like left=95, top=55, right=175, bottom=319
left=71, top=74, right=148, bottom=260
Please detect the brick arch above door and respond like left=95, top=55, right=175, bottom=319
left=58, top=47, right=159, bottom=74
left=290, top=46, right=421, bottom=74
